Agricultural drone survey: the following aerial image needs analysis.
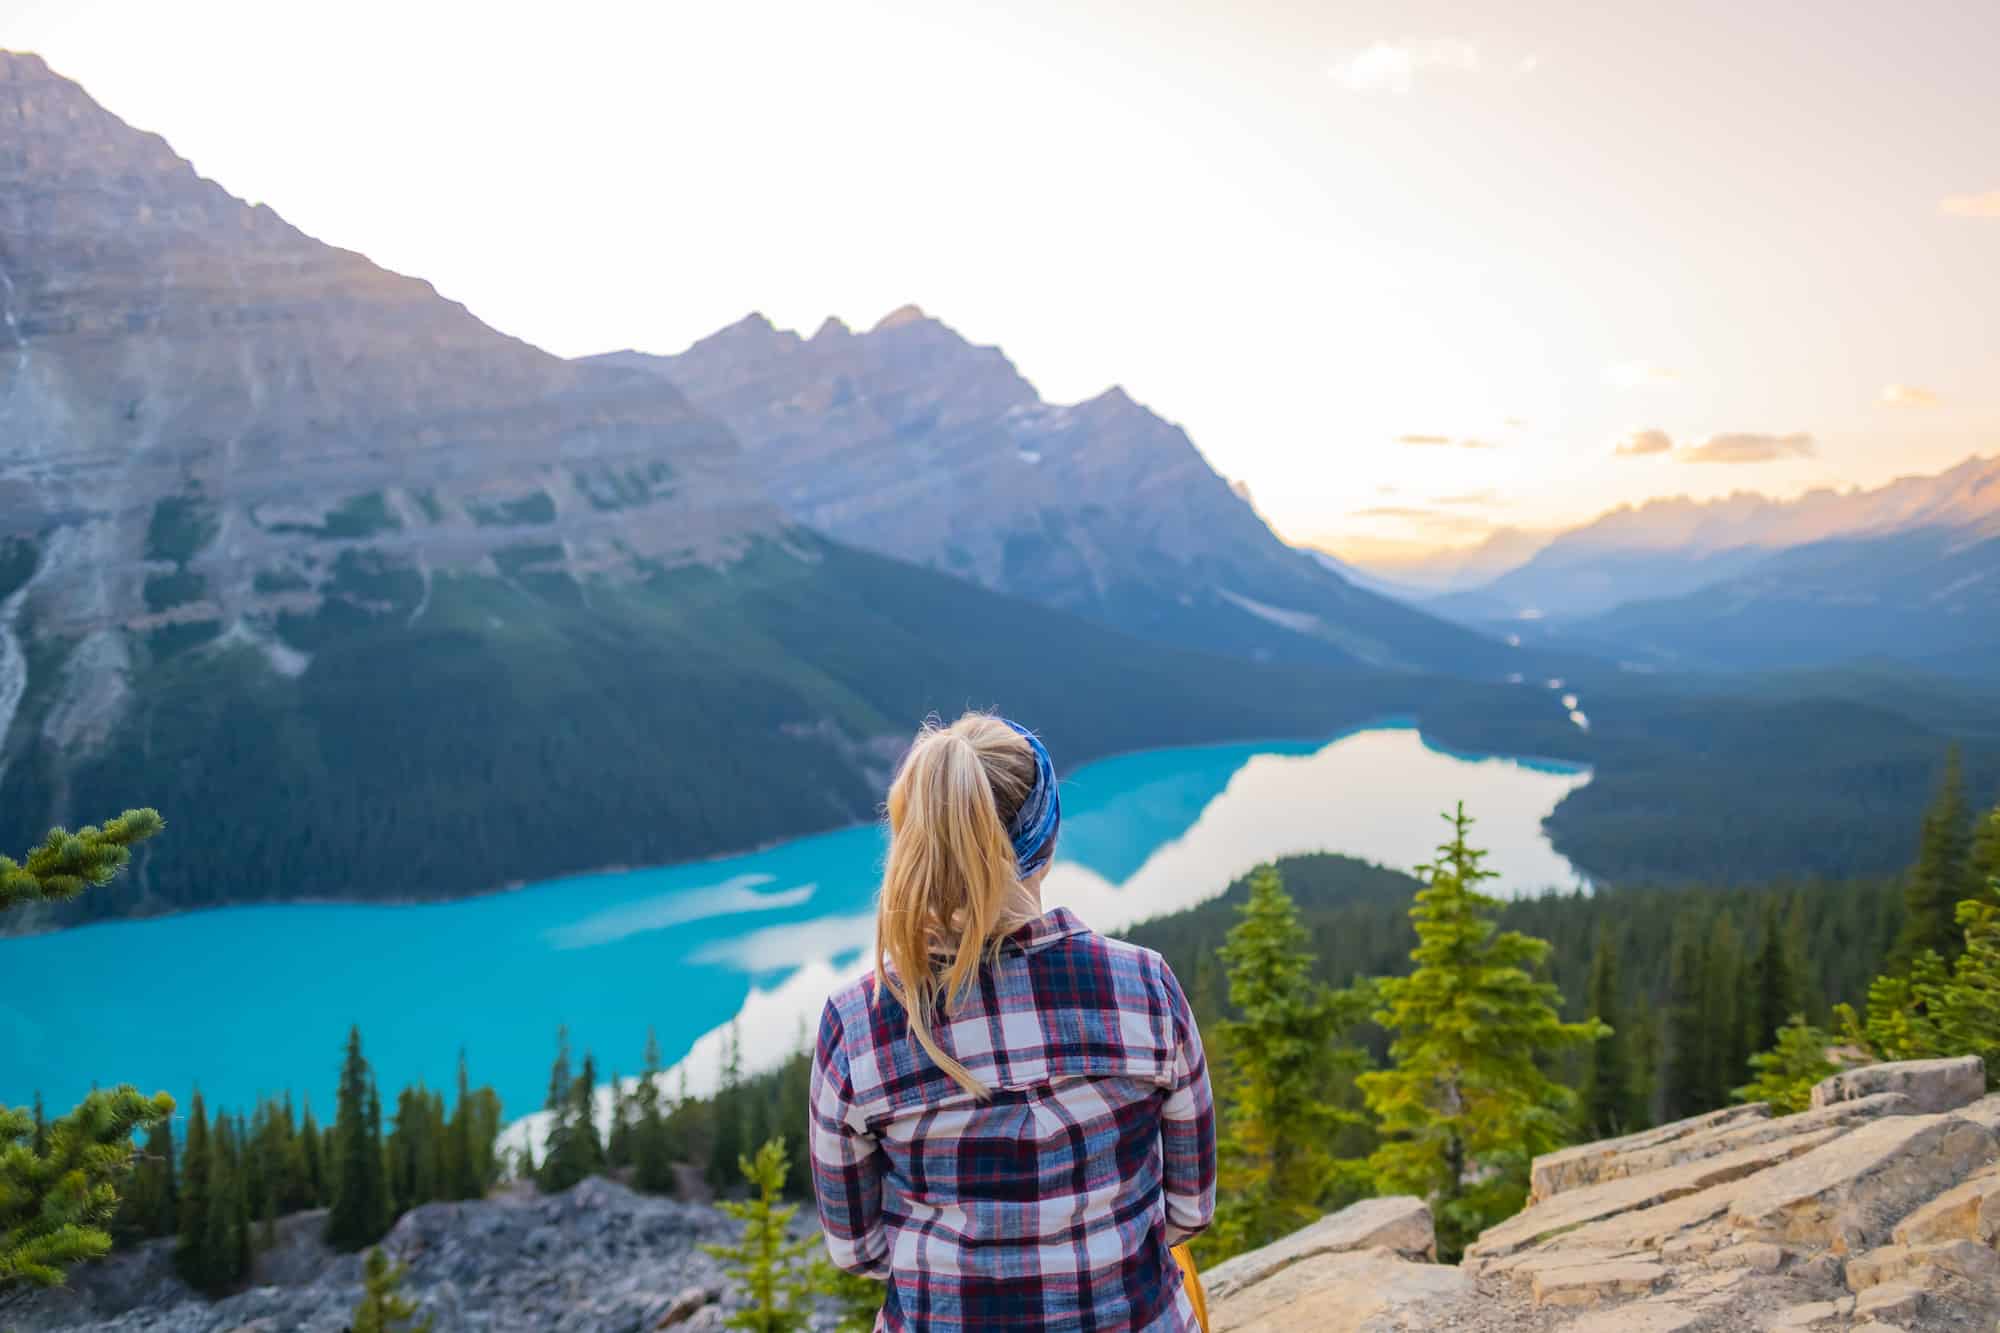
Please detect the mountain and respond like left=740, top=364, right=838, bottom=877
left=587, top=312, right=1516, bottom=675
left=1326, top=526, right=1556, bottom=596
left=1431, top=456, right=2000, bottom=624
left=0, top=51, right=1526, bottom=929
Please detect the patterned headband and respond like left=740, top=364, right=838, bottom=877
left=1001, top=719, right=1061, bottom=877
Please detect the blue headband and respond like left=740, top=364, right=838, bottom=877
left=1002, top=719, right=1061, bottom=877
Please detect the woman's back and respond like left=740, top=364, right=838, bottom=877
left=810, top=905, right=1214, bottom=1332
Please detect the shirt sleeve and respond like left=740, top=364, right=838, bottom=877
left=809, top=996, right=891, bottom=1277
left=1157, top=960, right=1216, bottom=1247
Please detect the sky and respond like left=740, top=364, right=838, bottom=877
left=5, top=0, right=1996, bottom=565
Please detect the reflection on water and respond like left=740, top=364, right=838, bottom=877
left=1, top=724, right=1587, bottom=1137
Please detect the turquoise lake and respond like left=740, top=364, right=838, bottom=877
left=1, top=724, right=1589, bottom=1129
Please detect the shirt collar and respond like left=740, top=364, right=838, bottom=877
left=999, top=906, right=1091, bottom=953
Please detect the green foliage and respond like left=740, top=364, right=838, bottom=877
left=1357, top=806, right=1606, bottom=1260
left=1894, top=745, right=1984, bottom=968
left=1205, top=865, right=1373, bottom=1261
left=0, top=811, right=171, bottom=1292
left=0, top=1087, right=174, bottom=1290
left=1578, top=927, right=1639, bottom=1139
left=1734, top=1016, right=1842, bottom=1114
left=536, top=1028, right=606, bottom=1194
left=701, top=1139, right=819, bottom=1333
left=144, top=495, right=218, bottom=564
left=327, top=1029, right=390, bottom=1252
left=1850, top=899, right=2000, bottom=1086
left=0, top=537, right=1549, bottom=928
left=631, top=1030, right=679, bottom=1195
left=813, top=1261, right=885, bottom=1333
left=0, top=808, right=164, bottom=914
left=352, top=1246, right=433, bottom=1333
left=115, top=1116, right=176, bottom=1244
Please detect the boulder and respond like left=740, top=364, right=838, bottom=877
left=1852, top=1282, right=1926, bottom=1321
left=1529, top=1103, right=1771, bottom=1203
left=1200, top=1196, right=1434, bottom=1301
left=1467, top=1126, right=1848, bottom=1261
left=1528, top=1257, right=1666, bottom=1307
left=1726, top=1112, right=1998, bottom=1253
left=1810, top=1056, right=1987, bottom=1115
left=1205, top=1247, right=1472, bottom=1333
left=1889, top=1162, right=2000, bottom=1246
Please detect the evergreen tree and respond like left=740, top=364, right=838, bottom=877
left=1206, top=864, right=1372, bottom=1260
left=1748, top=898, right=1799, bottom=1057
left=1579, top=926, right=1636, bottom=1139
left=1357, top=805, right=1605, bottom=1260
left=1971, top=807, right=2000, bottom=902
left=605, top=1072, right=633, bottom=1172
left=299, top=1101, right=325, bottom=1208
left=572, top=1052, right=605, bottom=1179
left=0, top=808, right=169, bottom=1291
left=0, top=1087, right=173, bottom=1290
left=709, top=1024, right=747, bottom=1193
left=1894, top=745, right=1976, bottom=967
left=117, top=1114, right=178, bottom=1242
left=814, top=1261, right=886, bottom=1333
left=633, top=1029, right=676, bottom=1195
left=1663, top=911, right=1710, bottom=1121
left=352, top=1246, right=434, bottom=1333
left=444, top=1054, right=484, bottom=1201
left=701, top=1138, right=818, bottom=1333
left=1699, top=914, right=1748, bottom=1112
left=1734, top=1016, right=1841, bottom=1114
left=174, top=1091, right=212, bottom=1288
left=327, top=1029, right=389, bottom=1251
left=1851, top=900, right=2000, bottom=1086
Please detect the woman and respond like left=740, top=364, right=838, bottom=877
left=809, top=712, right=1215, bottom=1332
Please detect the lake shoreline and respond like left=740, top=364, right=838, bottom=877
left=3, top=712, right=1589, bottom=940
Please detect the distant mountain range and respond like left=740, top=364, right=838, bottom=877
left=0, top=50, right=1536, bottom=927
left=1381, top=457, right=2000, bottom=675
left=587, top=312, right=1514, bottom=675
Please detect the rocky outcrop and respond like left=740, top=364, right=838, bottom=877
left=5, top=1178, right=794, bottom=1332
left=591, top=314, right=1514, bottom=675
left=0, top=49, right=780, bottom=823
left=1208, top=1058, right=2000, bottom=1332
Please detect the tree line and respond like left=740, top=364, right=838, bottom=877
left=107, top=1029, right=504, bottom=1297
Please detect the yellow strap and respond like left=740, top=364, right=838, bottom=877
left=1171, top=1243, right=1211, bottom=1333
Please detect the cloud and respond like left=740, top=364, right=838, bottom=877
left=1939, top=190, right=2000, bottom=218
left=1395, top=433, right=1498, bottom=449
left=543, top=873, right=816, bottom=949
left=1680, top=432, right=1816, bottom=464
left=1434, top=490, right=1499, bottom=506
left=1332, top=40, right=1479, bottom=94
left=1614, top=428, right=1674, bottom=458
left=1605, top=361, right=1680, bottom=388
left=1880, top=383, right=1939, bottom=408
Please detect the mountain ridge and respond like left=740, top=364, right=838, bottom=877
left=587, top=310, right=1520, bottom=675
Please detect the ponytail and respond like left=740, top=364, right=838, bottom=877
left=873, top=713, right=1042, bottom=1098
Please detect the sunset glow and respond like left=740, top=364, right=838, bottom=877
left=7, top=0, right=1993, bottom=559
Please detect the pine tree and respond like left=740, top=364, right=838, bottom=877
left=572, top=1052, right=605, bottom=1179
left=1748, top=898, right=1799, bottom=1057
left=0, top=1087, right=174, bottom=1290
left=1734, top=1016, right=1841, bottom=1114
left=634, top=1029, right=676, bottom=1195
left=327, top=1029, right=389, bottom=1251
left=1699, top=914, right=1748, bottom=1111
left=1357, top=805, right=1606, bottom=1260
left=352, top=1246, right=434, bottom=1333
left=0, top=808, right=170, bottom=1291
left=709, top=1024, right=746, bottom=1194
left=701, top=1138, right=818, bottom=1333
left=606, top=1071, right=633, bottom=1171
left=299, top=1100, right=325, bottom=1208
left=1895, top=745, right=1976, bottom=967
left=174, top=1091, right=212, bottom=1287
left=814, top=1260, right=886, bottom=1333
left=1852, top=900, right=2000, bottom=1086
left=1663, top=911, right=1710, bottom=1121
left=0, top=808, right=165, bottom=913
left=445, top=1054, right=482, bottom=1201
left=117, top=1114, right=178, bottom=1242
left=1206, top=863, right=1372, bottom=1260
left=1579, top=926, right=1635, bottom=1138
left=1971, top=806, right=2000, bottom=903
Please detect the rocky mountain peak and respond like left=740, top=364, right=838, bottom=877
left=870, top=302, right=930, bottom=332
left=0, top=51, right=779, bottom=763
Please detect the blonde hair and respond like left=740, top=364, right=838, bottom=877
left=874, top=712, right=1042, bottom=1097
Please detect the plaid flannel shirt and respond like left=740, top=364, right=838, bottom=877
left=809, top=906, right=1216, bottom=1333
